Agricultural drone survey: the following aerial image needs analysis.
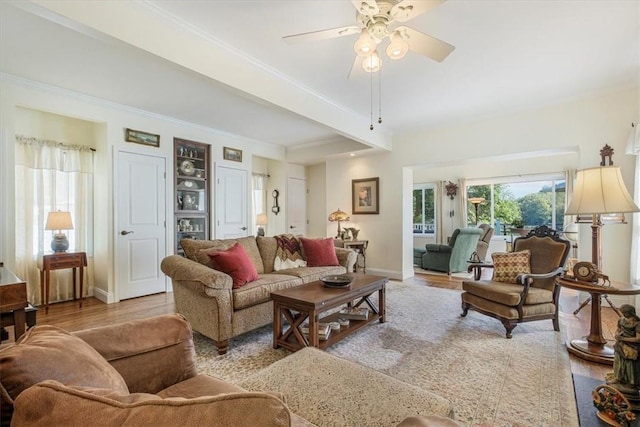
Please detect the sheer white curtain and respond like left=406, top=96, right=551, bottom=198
left=626, top=123, right=640, bottom=285
left=14, top=136, right=94, bottom=305
left=252, top=174, right=267, bottom=234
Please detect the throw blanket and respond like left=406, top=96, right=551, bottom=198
left=274, top=234, right=307, bottom=270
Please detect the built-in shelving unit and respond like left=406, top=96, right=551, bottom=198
left=174, top=138, right=210, bottom=255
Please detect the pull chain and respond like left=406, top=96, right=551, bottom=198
left=369, top=68, right=374, bottom=130
left=378, top=67, right=382, bottom=124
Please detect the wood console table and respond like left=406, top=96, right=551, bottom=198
left=0, top=263, right=29, bottom=341
left=39, top=252, right=87, bottom=313
left=557, top=276, right=640, bottom=365
left=335, top=240, right=368, bottom=273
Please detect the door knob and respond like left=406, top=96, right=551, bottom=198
left=120, top=230, right=134, bottom=235
left=241, top=227, right=247, bottom=231
left=290, top=225, right=296, bottom=229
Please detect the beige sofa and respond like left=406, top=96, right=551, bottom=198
left=1, top=314, right=459, bottom=427
left=161, top=235, right=357, bottom=354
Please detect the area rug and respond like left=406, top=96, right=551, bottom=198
left=194, top=281, right=579, bottom=426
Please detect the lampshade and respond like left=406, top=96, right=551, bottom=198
left=256, top=213, right=268, bottom=226
left=468, top=197, right=485, bottom=205
left=353, top=29, right=376, bottom=57
left=328, top=209, right=350, bottom=222
left=565, top=166, right=640, bottom=215
left=386, top=31, right=408, bottom=60
left=362, top=51, right=382, bottom=73
left=45, top=211, right=74, bottom=231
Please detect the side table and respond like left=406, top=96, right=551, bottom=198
left=39, top=252, right=88, bottom=313
left=557, top=276, right=640, bottom=365
left=0, top=263, right=29, bottom=341
left=343, top=240, right=368, bottom=273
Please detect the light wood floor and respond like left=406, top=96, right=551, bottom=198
left=2, top=272, right=618, bottom=381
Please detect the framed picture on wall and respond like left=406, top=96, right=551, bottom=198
left=352, top=177, right=379, bottom=214
left=223, top=147, right=243, bottom=162
left=125, top=128, right=160, bottom=147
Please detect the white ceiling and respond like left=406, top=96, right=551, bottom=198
left=1, top=1, right=638, bottom=163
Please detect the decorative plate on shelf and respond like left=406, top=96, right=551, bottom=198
left=179, top=160, right=195, bottom=176
left=320, top=275, right=352, bottom=288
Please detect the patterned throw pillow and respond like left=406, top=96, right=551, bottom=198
left=274, top=234, right=307, bottom=271
left=491, top=250, right=531, bottom=284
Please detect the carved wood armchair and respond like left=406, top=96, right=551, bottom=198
left=461, top=226, right=570, bottom=338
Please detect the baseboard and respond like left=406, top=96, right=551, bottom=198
left=364, top=267, right=403, bottom=281
left=91, top=286, right=116, bottom=304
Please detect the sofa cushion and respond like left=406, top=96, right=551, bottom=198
left=11, top=380, right=294, bottom=427
left=233, top=274, right=304, bottom=310
left=491, top=250, right=531, bottom=284
left=208, top=243, right=260, bottom=289
left=157, top=374, right=246, bottom=399
left=183, top=237, right=265, bottom=274
left=274, top=234, right=307, bottom=270
left=0, top=325, right=129, bottom=424
left=275, top=266, right=348, bottom=284
left=256, top=236, right=278, bottom=273
left=300, top=237, right=339, bottom=267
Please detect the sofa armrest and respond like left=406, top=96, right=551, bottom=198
left=72, top=314, right=198, bottom=394
left=335, top=247, right=357, bottom=272
left=161, top=255, right=232, bottom=290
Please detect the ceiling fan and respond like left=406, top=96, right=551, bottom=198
left=282, top=0, right=455, bottom=78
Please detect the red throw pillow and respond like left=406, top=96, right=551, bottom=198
left=300, top=237, right=339, bottom=267
left=208, top=243, right=259, bottom=289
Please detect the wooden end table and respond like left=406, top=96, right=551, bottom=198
left=39, top=252, right=88, bottom=313
left=557, top=276, right=640, bottom=365
left=0, top=264, right=29, bottom=341
left=271, top=274, right=387, bottom=352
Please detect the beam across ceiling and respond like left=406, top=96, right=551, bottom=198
left=30, top=0, right=393, bottom=151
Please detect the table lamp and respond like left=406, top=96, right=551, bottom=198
left=256, top=213, right=268, bottom=237
left=565, top=166, right=639, bottom=270
left=45, top=211, right=74, bottom=252
left=328, top=208, right=350, bottom=238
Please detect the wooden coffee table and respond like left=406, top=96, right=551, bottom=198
left=271, top=274, right=388, bottom=352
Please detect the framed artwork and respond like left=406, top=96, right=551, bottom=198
left=223, top=146, right=243, bottom=162
left=125, top=128, right=160, bottom=147
left=352, top=177, right=379, bottom=214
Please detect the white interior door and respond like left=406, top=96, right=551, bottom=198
left=215, top=165, right=248, bottom=238
left=117, top=151, right=166, bottom=300
left=287, top=177, right=307, bottom=236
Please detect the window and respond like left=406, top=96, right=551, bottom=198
left=413, top=184, right=436, bottom=234
left=466, top=174, right=565, bottom=234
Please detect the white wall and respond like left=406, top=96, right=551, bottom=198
left=326, top=87, right=639, bottom=282
left=0, top=75, right=286, bottom=302
left=307, top=163, right=327, bottom=238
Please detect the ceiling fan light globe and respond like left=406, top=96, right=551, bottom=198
left=362, top=51, right=382, bottom=72
left=354, top=29, right=376, bottom=57
left=386, top=32, right=408, bottom=60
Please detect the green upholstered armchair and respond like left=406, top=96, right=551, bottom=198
left=421, top=228, right=483, bottom=275
left=461, top=226, right=570, bottom=338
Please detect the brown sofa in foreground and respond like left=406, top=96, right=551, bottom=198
left=0, top=314, right=459, bottom=427
left=161, top=235, right=357, bottom=354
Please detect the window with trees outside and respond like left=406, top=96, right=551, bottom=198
left=413, top=184, right=436, bottom=234
left=466, top=174, right=565, bottom=237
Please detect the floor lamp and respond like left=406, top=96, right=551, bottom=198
left=468, top=197, right=485, bottom=225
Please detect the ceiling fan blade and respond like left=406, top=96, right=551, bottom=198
left=397, top=26, right=454, bottom=62
left=351, top=0, right=379, bottom=17
left=348, top=55, right=365, bottom=79
left=390, top=0, right=446, bottom=22
left=283, top=25, right=360, bottom=44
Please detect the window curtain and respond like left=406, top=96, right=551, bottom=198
left=252, top=174, right=267, bottom=235
left=435, top=181, right=445, bottom=244
left=457, top=178, right=468, bottom=229
left=626, top=123, right=639, bottom=285
left=14, top=136, right=94, bottom=305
